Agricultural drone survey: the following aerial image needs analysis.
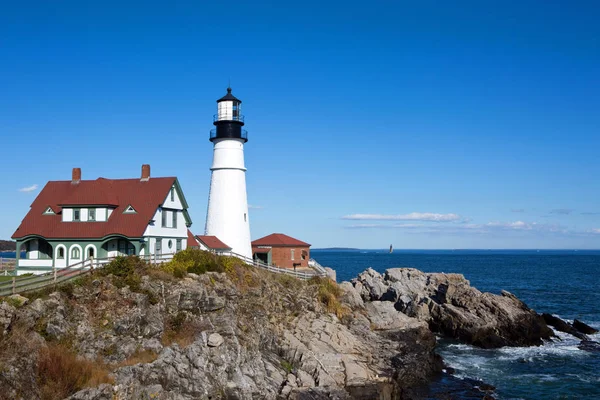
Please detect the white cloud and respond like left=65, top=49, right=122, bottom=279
left=342, top=212, right=461, bottom=222
left=485, top=221, right=533, bottom=230
left=18, top=184, right=38, bottom=193
left=345, top=220, right=579, bottom=235
left=248, top=205, right=263, bottom=210
left=590, top=228, right=600, bottom=234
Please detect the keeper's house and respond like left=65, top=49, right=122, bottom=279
left=252, top=233, right=310, bottom=269
left=11, top=165, right=193, bottom=275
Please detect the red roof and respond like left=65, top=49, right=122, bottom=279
left=12, top=177, right=177, bottom=239
left=251, top=233, right=310, bottom=247
left=195, top=235, right=231, bottom=250
left=187, top=230, right=199, bottom=247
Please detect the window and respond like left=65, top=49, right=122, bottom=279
left=162, top=209, right=167, bottom=227
left=71, top=247, right=80, bottom=259
left=291, top=249, right=295, bottom=260
left=170, top=187, right=175, bottom=202
left=118, top=240, right=135, bottom=255
left=302, top=250, right=307, bottom=260
left=156, top=240, right=162, bottom=254
left=57, top=247, right=65, bottom=259
left=88, top=247, right=95, bottom=259
left=74, top=209, right=81, bottom=221
left=88, top=208, right=96, bottom=221
left=43, top=207, right=55, bottom=215
left=124, top=205, right=136, bottom=213
left=176, top=239, right=182, bottom=252
left=244, top=213, right=247, bottom=222
left=39, top=241, right=53, bottom=259
left=172, top=211, right=177, bottom=228
left=168, top=240, right=173, bottom=249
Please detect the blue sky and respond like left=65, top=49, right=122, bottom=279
left=1, top=1, right=599, bottom=249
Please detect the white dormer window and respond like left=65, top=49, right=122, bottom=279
left=88, top=208, right=96, bottom=221
left=123, top=205, right=136, bottom=214
left=43, top=207, right=55, bottom=215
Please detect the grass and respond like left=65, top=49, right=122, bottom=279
left=37, top=343, right=113, bottom=400
left=118, top=349, right=158, bottom=367
left=309, top=276, right=350, bottom=319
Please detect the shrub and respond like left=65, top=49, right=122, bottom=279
left=99, top=256, right=146, bottom=291
left=161, top=249, right=225, bottom=277
left=100, top=256, right=143, bottom=278
left=37, top=343, right=113, bottom=400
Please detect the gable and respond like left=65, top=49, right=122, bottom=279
left=43, top=206, right=55, bottom=215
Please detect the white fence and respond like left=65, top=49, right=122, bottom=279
left=0, top=254, right=174, bottom=297
left=228, top=252, right=327, bottom=280
left=0, top=250, right=327, bottom=297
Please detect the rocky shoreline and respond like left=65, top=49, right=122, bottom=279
left=0, top=261, right=597, bottom=399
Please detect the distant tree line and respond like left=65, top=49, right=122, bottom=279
left=0, top=240, right=16, bottom=251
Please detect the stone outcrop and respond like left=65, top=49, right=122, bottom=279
left=542, top=313, right=588, bottom=340
left=348, top=268, right=555, bottom=348
left=573, top=319, right=599, bottom=335
left=0, top=266, right=444, bottom=400
left=3, top=263, right=571, bottom=399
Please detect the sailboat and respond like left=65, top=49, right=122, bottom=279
left=389, top=244, right=393, bottom=254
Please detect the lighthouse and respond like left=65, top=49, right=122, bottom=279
left=204, top=87, right=252, bottom=259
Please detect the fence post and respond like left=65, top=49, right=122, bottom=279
left=12, top=276, right=16, bottom=295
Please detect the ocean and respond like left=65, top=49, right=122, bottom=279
left=311, top=250, right=600, bottom=400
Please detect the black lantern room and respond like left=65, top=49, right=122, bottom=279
left=210, top=87, right=248, bottom=142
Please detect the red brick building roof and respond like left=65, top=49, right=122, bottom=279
left=12, top=177, right=180, bottom=240
left=195, top=235, right=231, bottom=250
left=251, top=233, right=310, bottom=247
left=187, top=230, right=199, bottom=247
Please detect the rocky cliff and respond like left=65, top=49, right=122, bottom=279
left=0, top=256, right=560, bottom=399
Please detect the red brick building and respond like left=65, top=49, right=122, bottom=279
left=251, top=233, right=310, bottom=269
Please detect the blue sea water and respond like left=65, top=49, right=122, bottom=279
left=311, top=250, right=600, bottom=400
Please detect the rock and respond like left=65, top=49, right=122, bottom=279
left=542, top=313, right=588, bottom=340
left=296, top=369, right=315, bottom=388
left=0, top=301, right=15, bottom=333
left=365, top=301, right=426, bottom=331
left=207, top=332, right=224, bottom=347
left=573, top=319, right=599, bottom=335
left=578, top=340, right=600, bottom=352
left=338, top=281, right=364, bottom=308
left=7, top=294, right=29, bottom=307
left=324, top=267, right=336, bottom=282
left=353, top=267, right=555, bottom=348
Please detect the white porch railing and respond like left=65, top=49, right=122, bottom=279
left=229, top=252, right=327, bottom=280
left=17, top=259, right=53, bottom=267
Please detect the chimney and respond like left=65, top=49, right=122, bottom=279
left=72, top=168, right=81, bottom=184
left=141, top=164, right=150, bottom=181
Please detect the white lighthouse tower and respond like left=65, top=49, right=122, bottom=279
left=204, top=87, right=252, bottom=259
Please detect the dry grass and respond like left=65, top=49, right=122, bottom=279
left=161, top=312, right=204, bottom=348
left=310, top=277, right=351, bottom=319
left=37, top=343, right=113, bottom=400
left=118, top=348, right=158, bottom=367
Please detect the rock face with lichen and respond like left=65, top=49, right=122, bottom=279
left=0, top=263, right=445, bottom=400
left=350, top=268, right=555, bottom=348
